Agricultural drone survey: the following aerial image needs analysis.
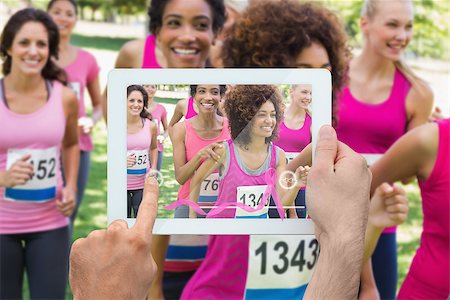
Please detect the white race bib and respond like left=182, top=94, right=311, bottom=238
left=244, top=235, right=319, bottom=299
left=5, top=148, right=58, bottom=202
left=236, top=185, right=269, bottom=218
left=68, top=82, right=81, bottom=100
left=285, top=152, right=299, bottom=164
left=198, top=173, right=219, bottom=206
left=127, top=149, right=149, bottom=175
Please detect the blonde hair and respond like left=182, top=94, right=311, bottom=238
left=360, top=0, right=427, bottom=93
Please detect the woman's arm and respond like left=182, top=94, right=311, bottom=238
left=59, top=87, right=80, bottom=216
left=149, top=121, right=158, bottom=170
left=168, top=99, right=187, bottom=129
left=188, top=146, right=226, bottom=218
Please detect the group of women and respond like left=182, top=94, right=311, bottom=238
left=0, top=0, right=448, bottom=299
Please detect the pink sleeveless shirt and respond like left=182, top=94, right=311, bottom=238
left=336, top=68, right=411, bottom=234
left=0, top=81, right=68, bottom=234
left=182, top=141, right=280, bottom=299
left=398, top=119, right=450, bottom=299
left=64, top=48, right=100, bottom=152
left=141, top=35, right=162, bottom=68
left=127, top=118, right=152, bottom=190
left=149, top=103, right=167, bottom=152
left=165, top=117, right=230, bottom=273
left=185, top=96, right=198, bottom=119
left=274, top=113, right=311, bottom=152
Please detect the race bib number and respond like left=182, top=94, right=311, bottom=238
left=5, top=148, right=57, bottom=202
left=244, top=235, right=319, bottom=299
left=127, top=149, right=149, bottom=175
left=199, top=173, right=219, bottom=206
left=236, top=185, right=269, bottom=218
left=285, top=152, right=299, bottom=164
left=68, top=82, right=81, bottom=101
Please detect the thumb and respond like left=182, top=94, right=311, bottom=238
left=313, top=125, right=337, bottom=174
left=19, top=154, right=32, bottom=162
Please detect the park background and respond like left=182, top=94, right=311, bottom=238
left=0, top=0, right=449, bottom=298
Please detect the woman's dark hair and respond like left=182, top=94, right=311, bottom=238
left=148, top=0, right=226, bottom=35
left=222, top=0, right=351, bottom=124
left=189, top=84, right=226, bottom=96
left=127, top=85, right=152, bottom=120
left=0, top=8, right=67, bottom=84
left=223, top=85, right=284, bottom=146
left=47, top=0, right=78, bottom=15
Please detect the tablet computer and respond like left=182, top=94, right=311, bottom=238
left=107, top=69, right=331, bottom=234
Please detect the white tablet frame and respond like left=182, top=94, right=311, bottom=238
left=107, top=69, right=331, bottom=234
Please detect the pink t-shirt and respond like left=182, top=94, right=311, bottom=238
left=336, top=68, right=411, bottom=234
left=185, top=96, right=198, bottom=119
left=398, top=119, right=450, bottom=299
left=141, top=35, right=162, bottom=69
left=274, top=113, right=311, bottom=153
left=64, top=48, right=100, bottom=152
left=0, top=81, right=68, bottom=234
left=148, top=103, right=167, bottom=152
left=127, top=119, right=152, bottom=190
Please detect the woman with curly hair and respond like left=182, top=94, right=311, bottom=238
left=181, top=85, right=308, bottom=299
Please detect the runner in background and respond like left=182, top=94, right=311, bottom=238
left=335, top=0, right=434, bottom=297
left=143, top=84, right=168, bottom=171
left=153, top=84, right=229, bottom=299
left=274, top=84, right=312, bottom=218
left=47, top=0, right=103, bottom=228
left=0, top=8, right=79, bottom=299
left=367, top=119, right=449, bottom=299
left=127, top=85, right=157, bottom=218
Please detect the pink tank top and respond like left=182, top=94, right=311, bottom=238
left=336, top=68, right=411, bottom=233
left=398, top=119, right=450, bottom=299
left=0, top=81, right=68, bottom=234
left=185, top=96, right=198, bottom=119
left=182, top=141, right=278, bottom=299
left=149, top=103, right=167, bottom=152
left=176, top=118, right=230, bottom=201
left=127, top=118, right=152, bottom=190
left=274, top=113, right=311, bottom=153
left=141, top=35, right=162, bottom=69
left=165, top=117, right=230, bottom=273
left=64, top=48, right=100, bottom=152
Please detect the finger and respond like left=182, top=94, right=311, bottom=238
left=19, top=154, right=32, bottom=162
left=108, top=219, right=129, bottom=232
left=312, top=125, right=337, bottom=174
left=133, top=175, right=159, bottom=237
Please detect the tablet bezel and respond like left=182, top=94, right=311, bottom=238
left=107, top=69, right=331, bottom=234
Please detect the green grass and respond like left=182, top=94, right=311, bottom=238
left=70, top=34, right=133, bottom=52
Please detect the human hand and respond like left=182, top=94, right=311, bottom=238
left=294, top=165, right=310, bottom=188
left=69, top=176, right=158, bottom=300
left=0, top=154, right=33, bottom=187
left=306, top=125, right=371, bottom=244
left=56, top=187, right=76, bottom=216
left=78, top=116, right=94, bottom=135
left=157, top=135, right=165, bottom=144
left=429, top=106, right=444, bottom=122
left=127, top=154, right=136, bottom=168
left=197, top=142, right=224, bottom=162
left=368, top=183, right=408, bottom=230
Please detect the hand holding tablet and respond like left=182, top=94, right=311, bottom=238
left=69, top=176, right=159, bottom=299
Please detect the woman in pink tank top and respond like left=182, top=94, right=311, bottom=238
left=335, top=0, right=434, bottom=298
left=274, top=84, right=312, bottom=218
left=47, top=0, right=103, bottom=228
left=182, top=85, right=309, bottom=299
left=0, top=8, right=79, bottom=299
left=367, top=119, right=450, bottom=299
left=152, top=84, right=229, bottom=299
left=127, top=85, right=157, bottom=218
left=142, top=84, right=168, bottom=171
